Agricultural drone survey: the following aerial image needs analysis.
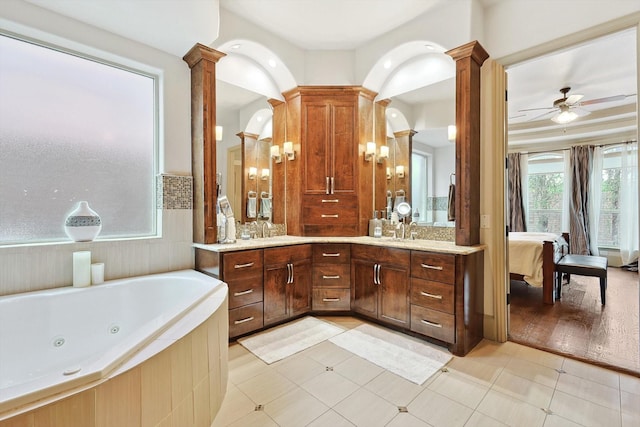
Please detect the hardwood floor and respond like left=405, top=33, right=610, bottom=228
left=508, top=266, right=640, bottom=377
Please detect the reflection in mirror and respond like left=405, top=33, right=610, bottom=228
left=384, top=77, right=456, bottom=227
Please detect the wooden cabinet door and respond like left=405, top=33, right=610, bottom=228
left=263, top=263, right=289, bottom=326
left=379, top=264, right=410, bottom=327
left=290, top=258, right=312, bottom=316
left=351, top=258, right=378, bottom=318
left=331, top=102, right=356, bottom=194
left=303, top=102, right=330, bottom=194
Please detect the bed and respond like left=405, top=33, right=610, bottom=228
left=509, top=232, right=569, bottom=304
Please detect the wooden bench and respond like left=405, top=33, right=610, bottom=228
left=555, top=254, right=608, bottom=304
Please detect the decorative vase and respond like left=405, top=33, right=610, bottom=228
left=64, top=201, right=102, bottom=242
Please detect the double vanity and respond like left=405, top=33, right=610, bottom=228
left=194, top=235, right=484, bottom=356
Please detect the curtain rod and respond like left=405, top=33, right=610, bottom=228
left=509, top=139, right=637, bottom=156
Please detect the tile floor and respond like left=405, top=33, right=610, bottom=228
left=212, top=317, right=640, bottom=427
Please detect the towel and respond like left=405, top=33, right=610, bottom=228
left=447, top=184, right=455, bottom=221
left=260, top=197, right=272, bottom=219
left=247, top=196, right=257, bottom=218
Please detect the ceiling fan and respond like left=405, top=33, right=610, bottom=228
left=515, top=87, right=636, bottom=124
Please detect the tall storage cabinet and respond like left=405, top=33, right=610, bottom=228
left=282, top=86, right=377, bottom=236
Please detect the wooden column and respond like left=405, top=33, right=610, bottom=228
left=183, top=44, right=226, bottom=244
left=446, top=41, right=489, bottom=246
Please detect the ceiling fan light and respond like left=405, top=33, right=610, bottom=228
left=551, top=109, right=578, bottom=124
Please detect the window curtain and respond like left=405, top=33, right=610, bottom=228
left=569, top=145, right=593, bottom=255
left=619, top=142, right=639, bottom=265
left=588, top=146, right=604, bottom=256
left=520, top=153, right=529, bottom=227
left=562, top=150, right=572, bottom=233
left=508, top=153, right=527, bottom=232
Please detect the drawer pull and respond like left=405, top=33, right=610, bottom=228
left=322, top=199, right=339, bottom=203
left=420, top=291, right=443, bottom=300
left=234, top=316, right=255, bottom=325
left=322, top=253, right=341, bottom=257
left=323, top=298, right=341, bottom=302
left=321, top=214, right=339, bottom=218
left=233, top=289, right=254, bottom=297
left=421, top=319, right=442, bottom=328
left=421, top=263, right=443, bottom=271
left=234, top=262, right=255, bottom=269
left=322, top=275, right=341, bottom=279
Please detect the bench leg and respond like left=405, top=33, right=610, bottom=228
left=556, top=271, right=562, bottom=300
left=600, top=277, right=607, bottom=305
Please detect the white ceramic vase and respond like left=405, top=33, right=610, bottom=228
left=64, top=201, right=102, bottom=242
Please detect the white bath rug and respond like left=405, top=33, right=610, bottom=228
left=238, top=316, right=345, bottom=364
left=329, top=323, right=452, bottom=385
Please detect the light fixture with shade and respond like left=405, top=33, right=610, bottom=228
left=377, top=145, right=389, bottom=163
left=395, top=165, right=405, bottom=179
left=270, top=145, right=282, bottom=163
left=261, top=168, right=270, bottom=180
left=283, top=141, right=295, bottom=161
left=447, top=125, right=456, bottom=141
left=551, top=105, right=579, bottom=124
left=364, top=142, right=376, bottom=161
left=386, top=167, right=393, bottom=180
left=248, top=167, right=257, bottom=180
left=215, top=125, right=223, bottom=141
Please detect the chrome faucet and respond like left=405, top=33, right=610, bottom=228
left=261, top=221, right=272, bottom=238
left=249, top=221, right=258, bottom=239
left=396, top=222, right=406, bottom=240
left=408, top=221, right=419, bottom=240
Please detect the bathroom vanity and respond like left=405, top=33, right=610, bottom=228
left=195, top=236, right=484, bottom=357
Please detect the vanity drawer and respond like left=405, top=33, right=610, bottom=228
left=222, top=250, right=264, bottom=280
left=229, top=302, right=263, bottom=338
left=312, top=288, right=350, bottom=311
left=411, top=252, right=456, bottom=284
left=411, top=278, right=454, bottom=313
left=302, top=195, right=357, bottom=224
left=312, top=244, right=351, bottom=264
left=410, top=304, right=455, bottom=343
left=228, top=277, right=263, bottom=309
left=312, top=264, right=351, bottom=288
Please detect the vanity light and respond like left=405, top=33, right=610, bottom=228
left=283, top=141, right=295, bottom=161
left=396, top=165, right=405, bottom=179
left=447, top=125, right=456, bottom=142
left=377, top=145, right=389, bottom=163
left=261, top=168, right=270, bottom=180
left=386, top=167, right=393, bottom=180
left=270, top=145, right=282, bottom=163
left=248, top=167, right=257, bottom=180
left=215, top=125, right=223, bottom=141
left=364, top=142, right=376, bottom=161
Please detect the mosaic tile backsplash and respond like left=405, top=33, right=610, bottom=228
left=157, top=174, right=193, bottom=209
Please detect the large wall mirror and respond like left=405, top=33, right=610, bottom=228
left=380, top=76, right=456, bottom=226
left=216, top=80, right=274, bottom=225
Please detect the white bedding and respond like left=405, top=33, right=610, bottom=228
left=509, top=232, right=562, bottom=287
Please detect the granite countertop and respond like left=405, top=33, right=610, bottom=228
left=193, top=235, right=485, bottom=255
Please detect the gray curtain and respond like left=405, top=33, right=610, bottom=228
left=508, top=153, right=527, bottom=232
left=569, top=145, right=593, bottom=255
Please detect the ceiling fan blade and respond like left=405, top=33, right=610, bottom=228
left=579, top=94, right=635, bottom=106
left=528, top=109, right=557, bottom=122
left=517, top=107, right=555, bottom=112
left=565, top=94, right=584, bottom=105
left=573, top=107, right=591, bottom=117
left=509, top=113, right=526, bottom=120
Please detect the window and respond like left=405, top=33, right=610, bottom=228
left=0, top=34, right=157, bottom=245
left=526, top=153, right=565, bottom=233
left=411, top=151, right=431, bottom=223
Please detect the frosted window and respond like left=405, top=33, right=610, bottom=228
left=411, top=152, right=431, bottom=223
left=0, top=34, right=156, bottom=244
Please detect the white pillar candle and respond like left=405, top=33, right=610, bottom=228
left=91, top=262, right=105, bottom=285
left=73, top=251, right=91, bottom=287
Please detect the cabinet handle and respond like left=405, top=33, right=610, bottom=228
left=322, top=275, right=340, bottom=279
left=234, top=262, right=254, bottom=269
left=421, top=319, right=443, bottom=328
left=286, top=263, right=292, bottom=284
left=234, top=316, right=254, bottom=325
left=234, top=289, right=254, bottom=297
left=420, top=291, right=443, bottom=300
left=321, top=214, right=339, bottom=218
left=323, top=298, right=340, bottom=302
left=330, top=177, right=335, bottom=194
left=326, top=177, right=330, bottom=195
left=420, top=263, right=444, bottom=271
left=322, top=253, right=340, bottom=257
left=372, top=264, right=378, bottom=285
left=322, top=199, right=339, bottom=203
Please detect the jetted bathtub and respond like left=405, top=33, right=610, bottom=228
left=0, top=269, right=229, bottom=424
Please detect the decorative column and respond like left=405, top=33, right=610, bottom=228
left=446, top=41, right=489, bottom=246
left=183, top=44, right=226, bottom=244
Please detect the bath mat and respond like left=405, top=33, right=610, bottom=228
left=329, top=323, right=452, bottom=385
left=238, top=316, right=345, bottom=364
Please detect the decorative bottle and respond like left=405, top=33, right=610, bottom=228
left=64, top=201, right=102, bottom=242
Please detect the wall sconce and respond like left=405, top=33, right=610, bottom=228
left=395, top=165, right=405, bottom=179
left=248, top=167, right=257, bottom=180
left=386, top=167, right=393, bottom=180
left=261, top=168, right=270, bottom=180
left=364, top=142, right=376, bottom=161
left=283, top=141, right=295, bottom=161
left=377, top=145, right=389, bottom=163
left=215, top=125, right=223, bottom=141
left=447, top=125, right=456, bottom=142
left=270, top=145, right=282, bottom=163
